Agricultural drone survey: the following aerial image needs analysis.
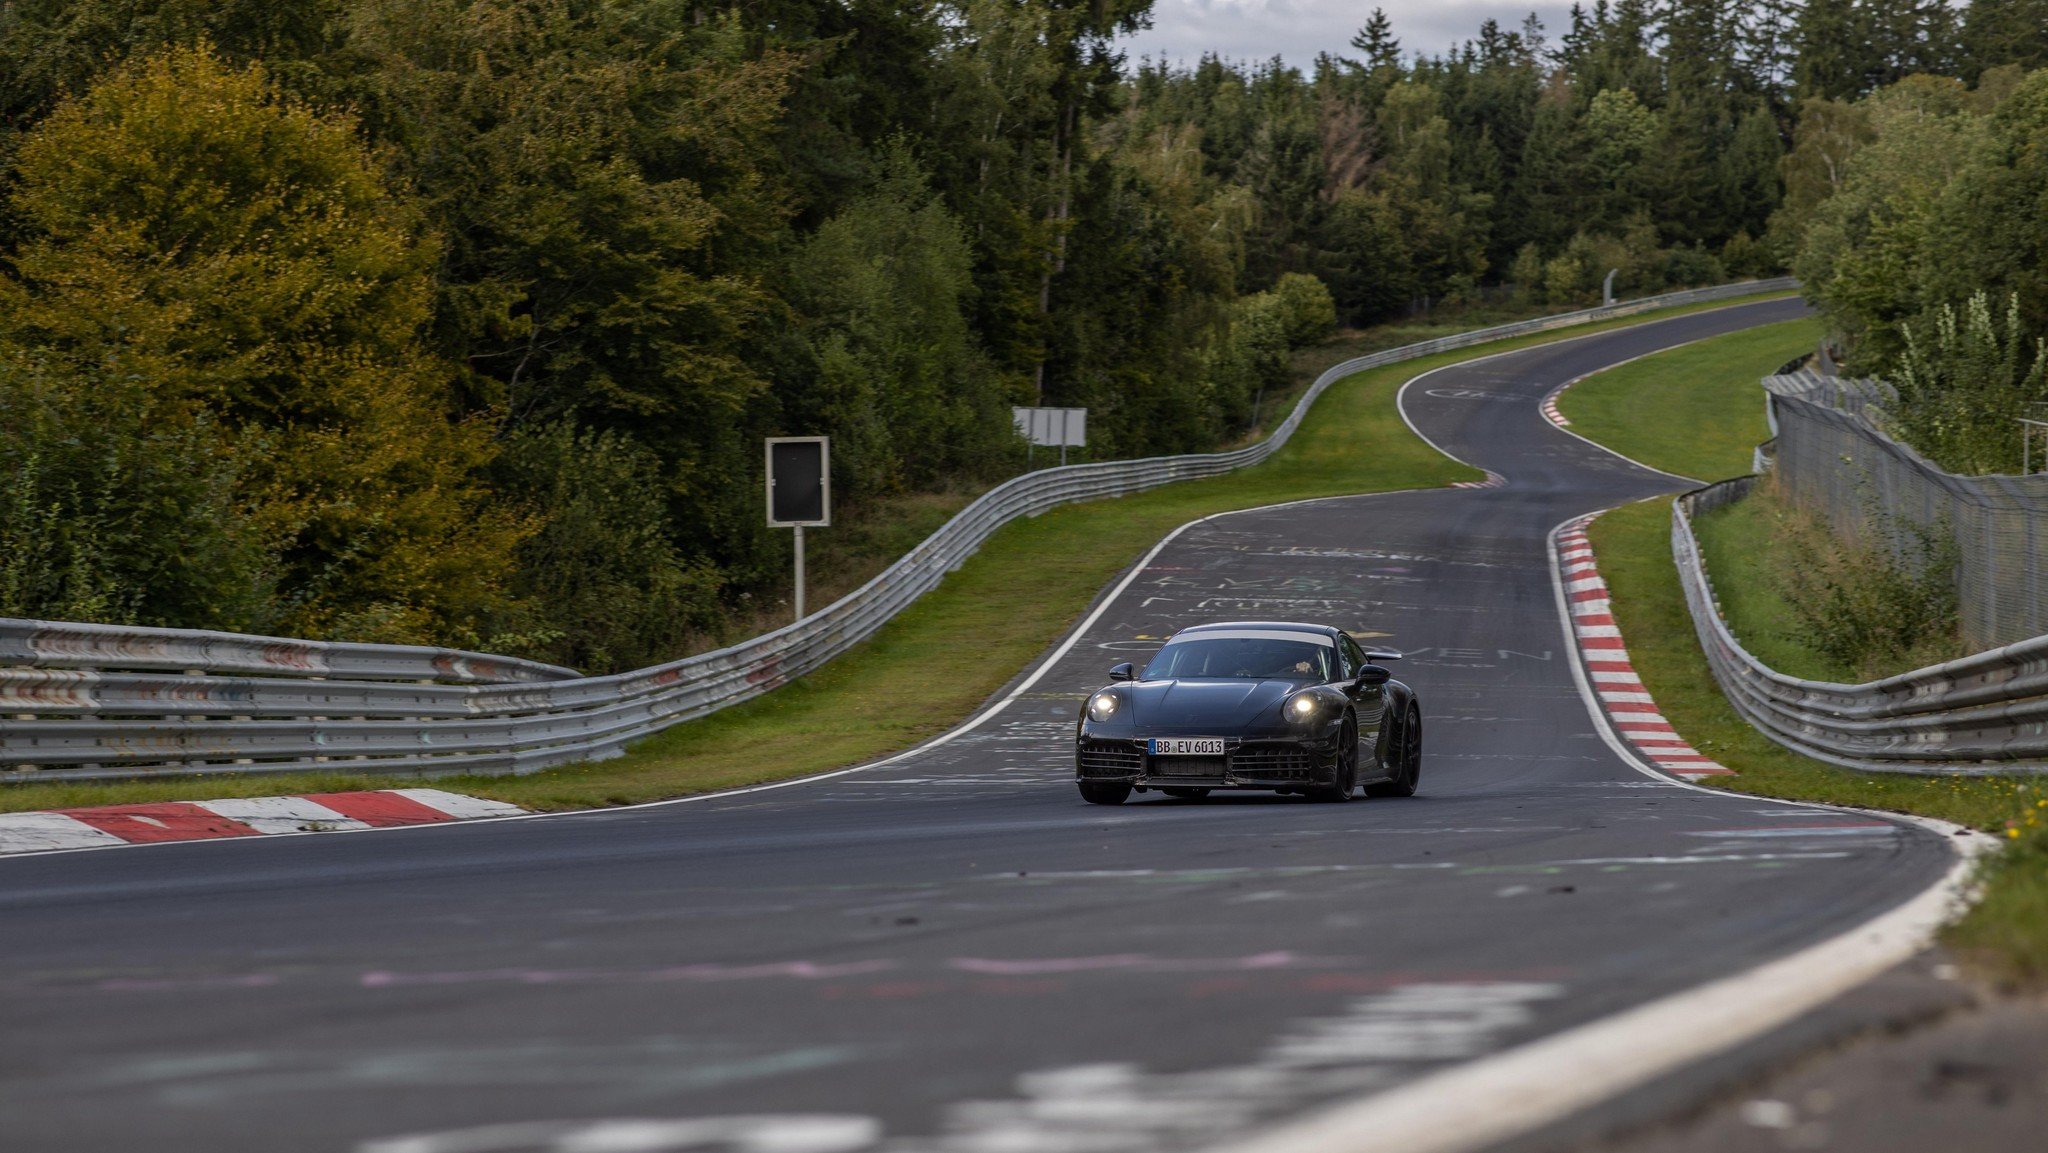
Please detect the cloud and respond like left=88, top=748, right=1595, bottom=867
left=1119, top=0, right=1580, bottom=71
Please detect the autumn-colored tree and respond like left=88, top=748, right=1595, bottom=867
left=0, top=45, right=524, bottom=642
left=6, top=0, right=2037, bottom=666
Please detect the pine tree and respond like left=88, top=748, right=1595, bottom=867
left=1739, top=0, right=1801, bottom=106
left=1350, top=8, right=1403, bottom=73
left=1583, top=0, right=1663, bottom=107
left=1793, top=0, right=1870, bottom=99
left=1559, top=4, right=1598, bottom=76
left=1860, top=0, right=1961, bottom=86
left=1960, top=0, right=2048, bottom=80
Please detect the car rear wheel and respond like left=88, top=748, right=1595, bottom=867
left=1366, top=704, right=1422, bottom=797
left=1079, top=782, right=1132, bottom=805
left=1309, top=715, right=1358, bottom=802
left=1161, top=787, right=1211, bottom=800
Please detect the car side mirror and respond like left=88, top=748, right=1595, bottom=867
left=1353, top=664, right=1391, bottom=689
left=1109, top=662, right=1135, bottom=681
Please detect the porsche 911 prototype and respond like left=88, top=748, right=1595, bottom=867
left=1074, top=621, right=1421, bottom=805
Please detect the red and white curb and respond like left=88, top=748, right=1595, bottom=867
left=1539, top=389, right=1570, bottom=428
left=1555, top=515, right=1733, bottom=780
left=0, top=789, right=526, bottom=856
left=1452, top=470, right=1506, bottom=490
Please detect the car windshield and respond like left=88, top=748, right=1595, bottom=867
left=1142, top=635, right=1334, bottom=681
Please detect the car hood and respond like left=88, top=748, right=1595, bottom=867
left=1121, top=678, right=1311, bottom=733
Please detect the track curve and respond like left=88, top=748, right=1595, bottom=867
left=0, top=298, right=1957, bottom=1153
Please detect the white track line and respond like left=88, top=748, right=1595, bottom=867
left=1534, top=335, right=1725, bottom=485
left=1209, top=304, right=1981, bottom=1153
left=1204, top=510, right=1979, bottom=1153
left=0, top=294, right=1800, bottom=866
left=6, top=294, right=1975, bottom=1153
left=1392, top=298, right=1797, bottom=488
left=1212, top=813, right=1978, bottom=1153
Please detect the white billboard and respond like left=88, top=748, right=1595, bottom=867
left=1013, top=406, right=1087, bottom=448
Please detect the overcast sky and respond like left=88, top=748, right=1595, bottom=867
left=1119, top=0, right=1582, bottom=71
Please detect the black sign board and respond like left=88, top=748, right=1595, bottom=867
left=766, top=437, right=830, bottom=527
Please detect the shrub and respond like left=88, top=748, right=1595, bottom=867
left=1890, top=291, right=2048, bottom=474
left=0, top=347, right=270, bottom=630
left=487, top=423, right=725, bottom=674
left=1508, top=243, right=1546, bottom=304
left=1271, top=272, right=1337, bottom=346
left=1776, top=495, right=1962, bottom=680
left=1205, top=292, right=1291, bottom=431
left=1659, top=244, right=1728, bottom=290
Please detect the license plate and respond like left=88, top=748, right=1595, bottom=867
left=1149, top=738, right=1225, bottom=755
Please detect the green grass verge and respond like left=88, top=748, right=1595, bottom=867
left=1563, top=315, right=2047, bottom=986
left=1692, top=484, right=1966, bottom=682
left=1690, top=489, right=1847, bottom=681
left=0, top=291, right=1791, bottom=817
left=1593, top=500, right=2048, bottom=986
left=1556, top=318, right=1819, bottom=481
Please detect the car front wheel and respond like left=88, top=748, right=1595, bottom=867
left=1366, top=704, right=1422, bottom=797
left=1309, top=714, right=1358, bottom=802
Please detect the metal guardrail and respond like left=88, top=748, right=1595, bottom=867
left=0, top=278, right=1796, bottom=782
left=1673, top=477, right=2048, bottom=775
left=0, top=619, right=579, bottom=684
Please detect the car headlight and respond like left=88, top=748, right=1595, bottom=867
left=1287, top=692, right=1319, bottom=721
left=1087, top=692, right=1120, bottom=722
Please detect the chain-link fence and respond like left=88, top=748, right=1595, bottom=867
left=1765, top=368, right=2048, bottom=649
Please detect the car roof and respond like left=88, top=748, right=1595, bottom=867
left=1169, top=621, right=1342, bottom=642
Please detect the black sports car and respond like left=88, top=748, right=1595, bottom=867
left=1073, top=621, right=1421, bottom=805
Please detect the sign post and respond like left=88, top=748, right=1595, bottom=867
left=1012, top=406, right=1087, bottom=468
left=766, top=437, right=830, bottom=622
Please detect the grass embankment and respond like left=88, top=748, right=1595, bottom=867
left=1249, top=294, right=1766, bottom=444
left=1688, top=487, right=1847, bottom=681
left=1565, top=326, right=2047, bottom=986
left=1555, top=318, right=1816, bottom=480
left=1690, top=483, right=1967, bottom=681
left=0, top=291, right=1790, bottom=818
left=723, top=300, right=1774, bottom=637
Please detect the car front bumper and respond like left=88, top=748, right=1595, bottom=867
left=1074, top=736, right=1340, bottom=790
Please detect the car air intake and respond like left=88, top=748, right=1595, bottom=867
left=1078, top=741, right=1143, bottom=778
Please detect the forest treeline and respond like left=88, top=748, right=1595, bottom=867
left=1784, top=64, right=2048, bottom=474
left=1, top=1, right=2044, bottom=671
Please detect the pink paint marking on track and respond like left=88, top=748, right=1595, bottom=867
left=1555, top=516, right=1734, bottom=780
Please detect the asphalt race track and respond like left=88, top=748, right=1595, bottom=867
left=0, top=297, right=1959, bottom=1153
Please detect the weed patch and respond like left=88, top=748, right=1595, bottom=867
left=1695, top=479, right=1964, bottom=682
